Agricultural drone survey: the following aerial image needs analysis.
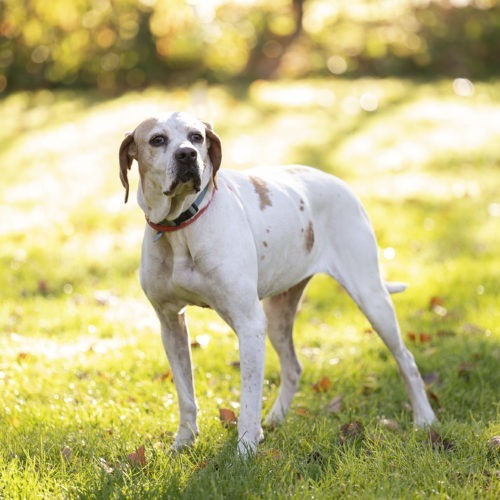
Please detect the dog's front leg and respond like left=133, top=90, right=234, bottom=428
left=230, top=304, right=267, bottom=457
left=158, top=309, right=199, bottom=449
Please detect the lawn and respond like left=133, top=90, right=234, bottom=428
left=0, top=78, right=499, bottom=498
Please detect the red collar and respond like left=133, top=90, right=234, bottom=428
left=146, top=185, right=216, bottom=233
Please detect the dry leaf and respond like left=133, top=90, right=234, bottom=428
left=427, top=390, right=442, bottom=409
left=219, top=408, right=237, bottom=426
left=326, top=395, right=343, bottom=414
left=127, top=445, right=146, bottom=467
left=419, top=333, right=433, bottom=343
left=428, top=428, right=455, bottom=451
left=339, top=420, right=364, bottom=444
left=313, top=375, right=332, bottom=393
left=38, top=280, right=49, bottom=295
left=407, top=332, right=417, bottom=342
left=158, top=370, right=173, bottom=383
left=429, top=296, right=445, bottom=309
left=295, top=407, right=309, bottom=416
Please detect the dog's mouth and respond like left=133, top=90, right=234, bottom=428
left=163, top=173, right=201, bottom=197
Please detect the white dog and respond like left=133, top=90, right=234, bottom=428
left=119, top=112, right=436, bottom=456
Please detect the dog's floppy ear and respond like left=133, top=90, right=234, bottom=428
left=204, top=122, right=222, bottom=187
left=119, top=132, right=137, bottom=203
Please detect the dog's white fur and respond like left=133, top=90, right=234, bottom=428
left=119, top=112, right=436, bottom=456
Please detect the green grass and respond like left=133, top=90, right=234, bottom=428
left=1, top=78, right=499, bottom=498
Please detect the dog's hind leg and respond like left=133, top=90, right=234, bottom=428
left=327, top=214, right=436, bottom=427
left=262, top=278, right=311, bottom=426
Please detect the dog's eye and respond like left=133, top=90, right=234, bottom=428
left=149, top=135, right=167, bottom=147
left=190, top=132, right=203, bottom=143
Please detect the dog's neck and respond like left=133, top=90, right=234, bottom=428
left=137, top=162, right=215, bottom=224
left=165, top=165, right=215, bottom=222
left=140, top=167, right=216, bottom=233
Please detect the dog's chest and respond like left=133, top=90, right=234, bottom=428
left=140, top=231, right=208, bottom=308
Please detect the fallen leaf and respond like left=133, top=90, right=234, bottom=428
left=313, top=375, right=332, bottom=393
left=157, top=370, right=173, bottom=383
left=429, top=296, right=445, bottom=309
left=407, top=332, right=417, bottom=342
left=419, top=333, right=433, bottom=343
left=38, top=280, right=49, bottom=295
left=428, top=428, right=455, bottom=451
left=127, top=445, right=146, bottom=467
left=339, top=420, right=364, bottom=444
left=326, top=395, right=343, bottom=414
left=295, top=407, right=309, bottom=416
left=219, top=408, right=237, bottom=427
left=427, top=390, right=442, bottom=409
left=194, top=460, right=210, bottom=470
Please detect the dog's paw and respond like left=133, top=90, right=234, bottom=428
left=237, top=438, right=258, bottom=458
left=237, top=428, right=264, bottom=458
left=263, top=409, right=286, bottom=428
left=413, top=410, right=437, bottom=429
left=171, top=427, right=198, bottom=451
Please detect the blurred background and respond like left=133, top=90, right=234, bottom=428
left=1, top=0, right=498, bottom=94
left=0, top=4, right=499, bottom=494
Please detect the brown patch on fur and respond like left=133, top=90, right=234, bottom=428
left=305, top=221, right=315, bottom=253
left=249, top=176, right=272, bottom=210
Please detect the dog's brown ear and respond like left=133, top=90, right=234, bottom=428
left=119, top=132, right=137, bottom=203
left=204, top=122, right=222, bottom=187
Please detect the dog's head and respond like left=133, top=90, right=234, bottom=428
left=119, top=112, right=222, bottom=223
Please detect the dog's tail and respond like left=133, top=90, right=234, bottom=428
left=385, top=282, right=408, bottom=294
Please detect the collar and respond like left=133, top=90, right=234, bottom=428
left=146, top=183, right=215, bottom=234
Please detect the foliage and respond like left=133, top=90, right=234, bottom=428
left=1, top=0, right=499, bottom=93
left=0, top=78, right=499, bottom=497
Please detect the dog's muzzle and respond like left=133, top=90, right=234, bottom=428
left=164, top=146, right=202, bottom=195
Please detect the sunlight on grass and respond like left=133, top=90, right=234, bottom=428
left=1, top=79, right=499, bottom=497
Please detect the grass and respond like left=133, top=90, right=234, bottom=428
left=1, top=78, right=499, bottom=498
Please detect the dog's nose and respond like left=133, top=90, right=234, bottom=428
left=175, top=147, right=197, bottom=163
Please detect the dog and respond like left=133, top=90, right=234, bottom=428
left=119, top=112, right=436, bottom=456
